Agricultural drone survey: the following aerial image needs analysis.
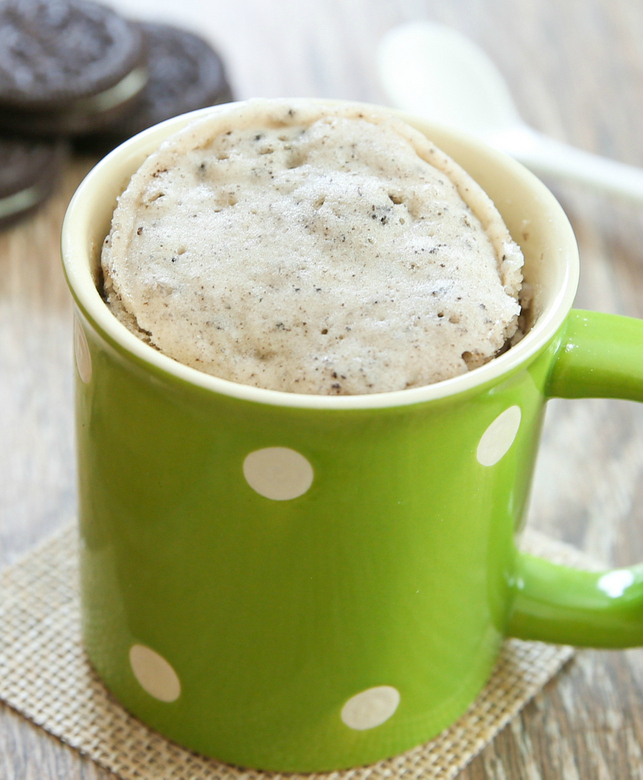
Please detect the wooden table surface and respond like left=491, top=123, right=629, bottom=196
left=2, top=0, right=643, bottom=777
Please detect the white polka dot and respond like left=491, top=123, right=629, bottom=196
left=74, top=317, right=92, bottom=384
left=341, top=686, right=400, bottom=730
left=243, top=447, right=313, bottom=500
left=598, top=569, right=635, bottom=598
left=477, top=406, right=521, bottom=467
left=129, top=644, right=181, bottom=702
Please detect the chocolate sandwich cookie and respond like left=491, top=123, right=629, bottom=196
left=0, top=135, right=67, bottom=227
left=76, top=21, right=233, bottom=151
left=0, top=0, right=147, bottom=135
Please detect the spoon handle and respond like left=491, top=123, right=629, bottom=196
left=493, top=126, right=643, bottom=205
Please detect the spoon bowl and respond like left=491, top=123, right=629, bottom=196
left=379, top=22, right=521, bottom=137
left=379, top=21, right=643, bottom=204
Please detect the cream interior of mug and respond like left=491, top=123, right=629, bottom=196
left=61, top=100, right=579, bottom=409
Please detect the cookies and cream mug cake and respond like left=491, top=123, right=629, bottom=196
left=101, top=99, right=524, bottom=394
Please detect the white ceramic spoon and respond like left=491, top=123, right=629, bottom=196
left=379, top=21, right=643, bottom=204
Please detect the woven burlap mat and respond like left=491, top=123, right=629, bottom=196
left=0, top=521, right=592, bottom=780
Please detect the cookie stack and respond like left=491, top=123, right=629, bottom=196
left=0, top=0, right=233, bottom=227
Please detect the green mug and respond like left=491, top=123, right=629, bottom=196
left=62, top=100, right=643, bottom=772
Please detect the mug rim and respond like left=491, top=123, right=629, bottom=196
left=62, top=99, right=579, bottom=410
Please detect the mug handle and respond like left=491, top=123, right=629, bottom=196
left=507, top=309, right=643, bottom=648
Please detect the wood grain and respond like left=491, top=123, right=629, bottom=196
left=2, top=0, right=643, bottom=777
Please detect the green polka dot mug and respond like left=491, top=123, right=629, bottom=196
left=62, top=100, right=643, bottom=772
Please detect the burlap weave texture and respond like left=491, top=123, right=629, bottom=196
left=0, top=522, right=583, bottom=779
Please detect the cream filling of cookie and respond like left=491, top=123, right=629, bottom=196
left=0, top=183, right=47, bottom=219
left=69, top=65, right=148, bottom=117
